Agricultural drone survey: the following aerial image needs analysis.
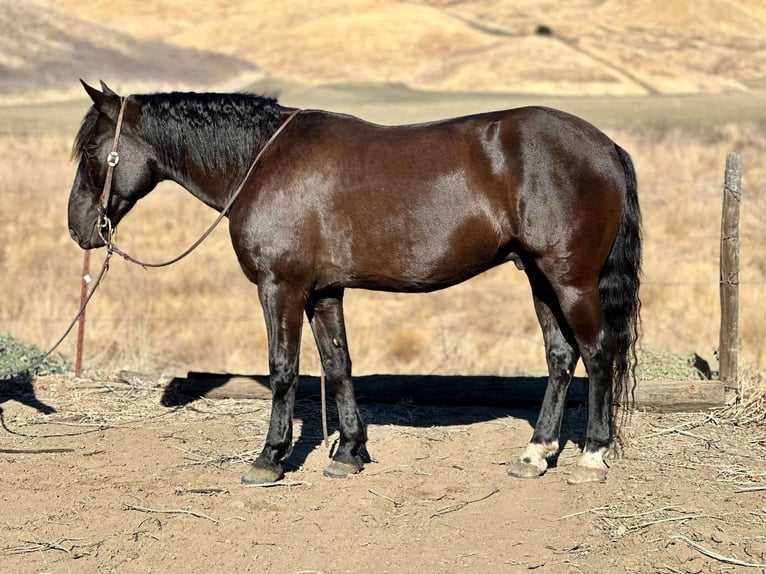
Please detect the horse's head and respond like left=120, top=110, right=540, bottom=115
left=68, top=81, right=160, bottom=249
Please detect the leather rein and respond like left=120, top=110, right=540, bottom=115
left=98, top=98, right=301, bottom=268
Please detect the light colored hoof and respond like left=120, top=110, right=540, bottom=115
left=507, top=459, right=546, bottom=479
left=567, top=465, right=608, bottom=485
left=323, top=459, right=362, bottom=479
left=241, top=463, right=283, bottom=485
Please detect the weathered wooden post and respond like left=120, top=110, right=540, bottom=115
left=75, top=250, right=91, bottom=378
left=719, top=152, right=742, bottom=400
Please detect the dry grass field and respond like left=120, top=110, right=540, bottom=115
left=2, top=106, right=765, bottom=384
left=2, top=0, right=766, bottom=385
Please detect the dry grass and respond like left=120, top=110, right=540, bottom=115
left=1, top=118, right=765, bottom=393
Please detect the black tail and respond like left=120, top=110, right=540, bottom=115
left=599, top=144, right=642, bottom=427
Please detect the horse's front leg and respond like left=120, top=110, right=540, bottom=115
left=306, top=289, right=368, bottom=478
left=241, top=282, right=305, bottom=484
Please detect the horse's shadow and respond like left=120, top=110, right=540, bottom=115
left=162, top=374, right=587, bottom=472
left=0, top=374, right=56, bottom=417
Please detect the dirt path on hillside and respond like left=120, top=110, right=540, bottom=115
left=0, top=375, right=764, bottom=573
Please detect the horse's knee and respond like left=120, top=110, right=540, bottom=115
left=323, top=357, right=351, bottom=385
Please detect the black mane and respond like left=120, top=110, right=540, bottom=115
left=73, top=91, right=284, bottom=176
left=135, top=92, right=283, bottom=176
left=72, top=105, right=100, bottom=161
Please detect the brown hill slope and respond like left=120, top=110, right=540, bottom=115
left=0, top=0, right=256, bottom=102
left=28, top=0, right=766, bottom=97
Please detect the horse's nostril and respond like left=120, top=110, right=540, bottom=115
left=69, top=227, right=79, bottom=242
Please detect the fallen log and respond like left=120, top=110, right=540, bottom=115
left=167, top=372, right=726, bottom=412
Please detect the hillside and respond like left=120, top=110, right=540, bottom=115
left=0, top=0, right=257, bottom=103
left=11, top=0, right=766, bottom=100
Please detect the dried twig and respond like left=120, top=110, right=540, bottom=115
left=735, top=485, right=766, bottom=493
left=123, top=503, right=218, bottom=525
left=128, top=517, right=162, bottom=542
left=175, top=487, right=229, bottom=496
left=670, top=534, right=766, bottom=568
left=3, top=537, right=101, bottom=556
left=675, top=429, right=715, bottom=443
left=558, top=505, right=611, bottom=520
left=601, top=505, right=688, bottom=520
left=242, top=480, right=310, bottom=488
left=4, top=539, right=72, bottom=555
left=430, top=489, right=499, bottom=518
left=368, top=489, right=403, bottom=508
left=632, top=514, right=709, bottom=531
left=640, top=419, right=707, bottom=440
left=0, top=447, right=74, bottom=454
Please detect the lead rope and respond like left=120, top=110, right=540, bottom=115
left=320, top=367, right=329, bottom=448
left=102, top=108, right=301, bottom=267
left=0, top=249, right=114, bottom=380
left=2, top=93, right=127, bottom=380
left=1, top=109, right=306, bottom=385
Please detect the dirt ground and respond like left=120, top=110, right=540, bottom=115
left=0, top=374, right=764, bottom=574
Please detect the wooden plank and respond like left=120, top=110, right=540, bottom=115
left=719, top=152, right=742, bottom=399
left=632, top=379, right=726, bottom=412
left=170, top=373, right=726, bottom=412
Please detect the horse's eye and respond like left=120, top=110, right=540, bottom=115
left=82, top=145, right=99, bottom=159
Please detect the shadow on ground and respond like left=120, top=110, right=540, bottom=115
left=0, top=375, right=56, bottom=415
left=162, top=373, right=588, bottom=475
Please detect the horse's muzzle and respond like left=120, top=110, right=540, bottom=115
left=68, top=221, right=106, bottom=250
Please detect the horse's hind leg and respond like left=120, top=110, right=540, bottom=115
left=241, top=282, right=305, bottom=484
left=306, top=289, right=368, bottom=478
left=553, top=283, right=614, bottom=485
left=509, top=286, right=579, bottom=479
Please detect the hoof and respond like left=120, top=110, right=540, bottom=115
left=323, top=459, right=363, bottom=479
left=567, top=465, right=608, bottom=485
left=241, top=463, right=283, bottom=485
left=507, top=459, right=546, bottom=479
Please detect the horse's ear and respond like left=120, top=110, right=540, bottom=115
left=80, top=79, right=120, bottom=121
left=99, top=80, right=119, bottom=97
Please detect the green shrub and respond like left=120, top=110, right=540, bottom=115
left=0, top=333, right=72, bottom=380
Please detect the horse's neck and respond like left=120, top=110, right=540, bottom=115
left=169, top=165, right=244, bottom=214
left=139, top=96, right=283, bottom=213
left=165, top=112, right=289, bottom=213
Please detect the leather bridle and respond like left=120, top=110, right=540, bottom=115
left=97, top=96, right=128, bottom=244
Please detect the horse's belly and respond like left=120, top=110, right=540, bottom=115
left=340, top=216, right=507, bottom=293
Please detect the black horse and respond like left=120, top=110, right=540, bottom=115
left=68, top=81, right=640, bottom=485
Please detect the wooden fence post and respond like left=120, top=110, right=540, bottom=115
left=75, top=250, right=91, bottom=378
left=719, top=152, right=742, bottom=399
